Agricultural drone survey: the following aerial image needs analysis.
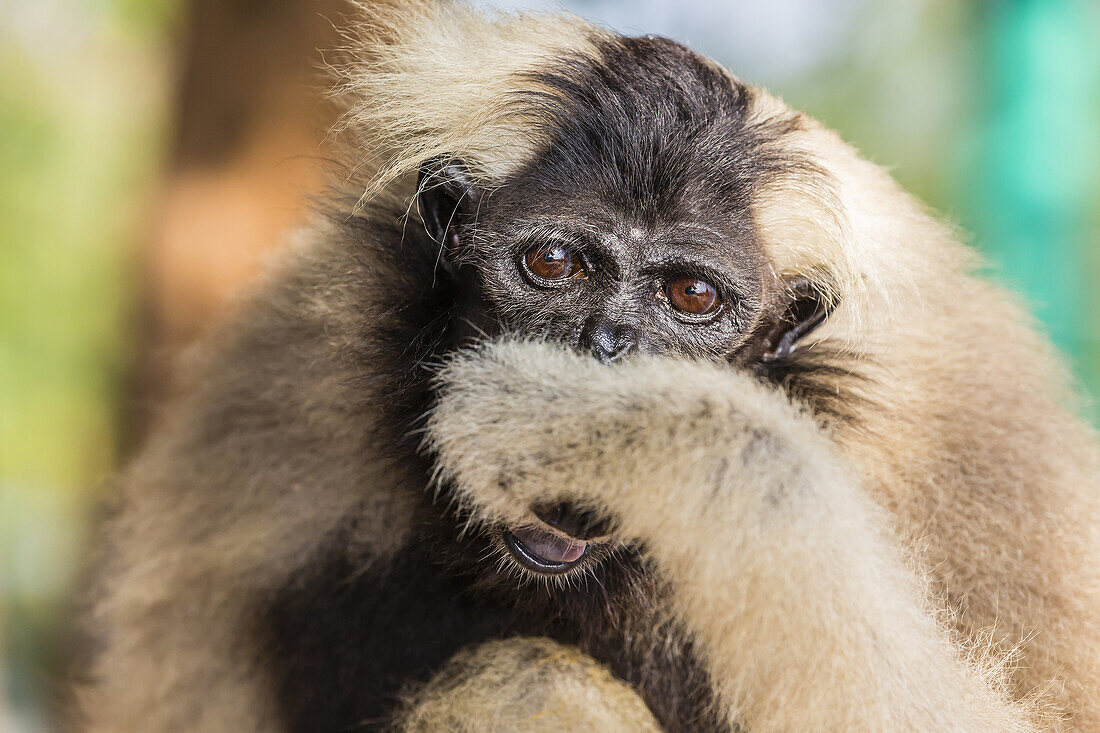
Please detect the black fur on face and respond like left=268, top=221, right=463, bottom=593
left=417, top=35, right=832, bottom=368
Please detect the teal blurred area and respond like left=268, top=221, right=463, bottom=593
left=1, top=1, right=1098, bottom=729
left=968, top=1, right=1100, bottom=381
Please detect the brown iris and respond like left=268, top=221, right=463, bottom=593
left=664, top=276, right=721, bottom=316
left=523, top=242, right=584, bottom=282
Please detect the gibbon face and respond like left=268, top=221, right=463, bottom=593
left=414, top=35, right=831, bottom=576
left=417, top=35, right=828, bottom=372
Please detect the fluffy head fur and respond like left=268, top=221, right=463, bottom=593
left=331, top=1, right=605, bottom=197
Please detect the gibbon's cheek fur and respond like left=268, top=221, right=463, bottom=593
left=76, top=3, right=1100, bottom=733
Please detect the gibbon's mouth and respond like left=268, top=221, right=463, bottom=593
left=502, top=526, right=591, bottom=574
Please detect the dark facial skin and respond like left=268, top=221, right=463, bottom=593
left=419, top=160, right=784, bottom=366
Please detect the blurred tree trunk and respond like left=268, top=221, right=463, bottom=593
left=128, top=0, right=342, bottom=445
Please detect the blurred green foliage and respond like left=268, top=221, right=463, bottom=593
left=1, top=0, right=179, bottom=726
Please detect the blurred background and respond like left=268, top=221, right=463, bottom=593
left=1, top=0, right=1098, bottom=729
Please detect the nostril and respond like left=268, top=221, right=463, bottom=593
left=586, top=326, right=616, bottom=363
left=589, top=324, right=637, bottom=364
left=533, top=502, right=613, bottom=540
left=594, top=348, right=617, bottom=366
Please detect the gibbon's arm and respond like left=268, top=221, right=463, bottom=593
left=393, top=637, right=660, bottom=732
left=427, top=340, right=1034, bottom=733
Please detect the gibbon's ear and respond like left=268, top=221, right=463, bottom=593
left=417, top=159, right=479, bottom=272
left=760, top=276, right=833, bottom=362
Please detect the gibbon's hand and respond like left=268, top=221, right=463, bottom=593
left=394, top=638, right=660, bottom=732
left=428, top=339, right=1032, bottom=732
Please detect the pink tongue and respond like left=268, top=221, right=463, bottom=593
left=510, top=526, right=587, bottom=564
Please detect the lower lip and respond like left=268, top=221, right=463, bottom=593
left=502, top=528, right=590, bottom=575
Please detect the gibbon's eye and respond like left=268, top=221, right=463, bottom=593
left=661, top=276, right=721, bottom=317
left=522, top=242, right=585, bottom=284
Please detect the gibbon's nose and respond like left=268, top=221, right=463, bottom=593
left=584, top=322, right=637, bottom=365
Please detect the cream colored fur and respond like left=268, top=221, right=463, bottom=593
left=427, top=340, right=1038, bottom=731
